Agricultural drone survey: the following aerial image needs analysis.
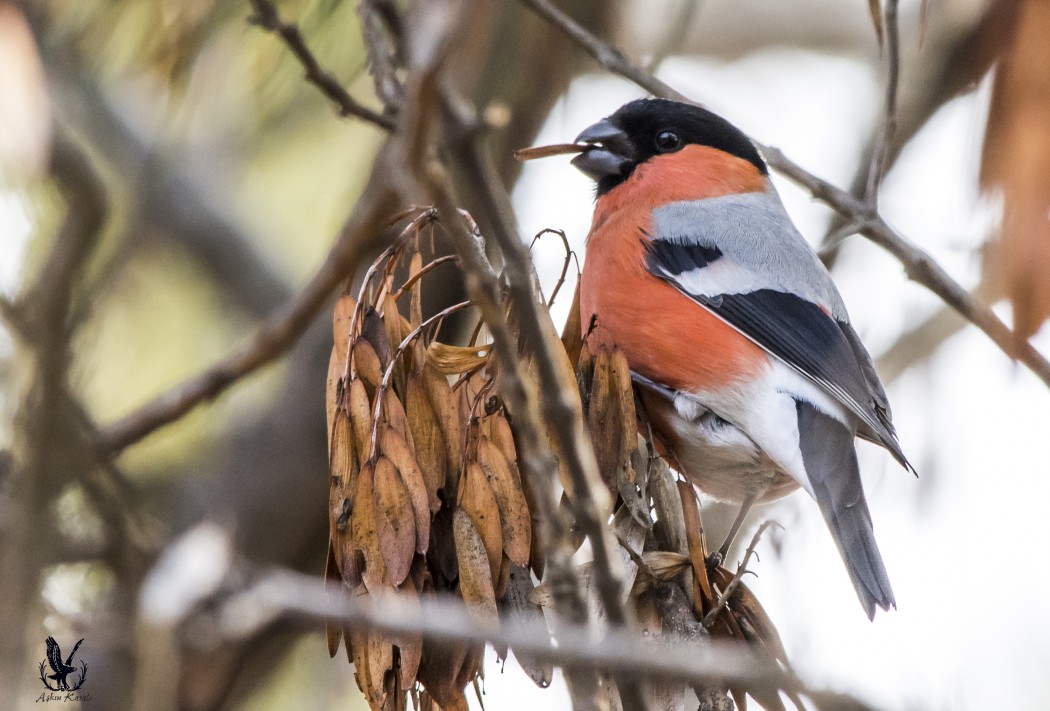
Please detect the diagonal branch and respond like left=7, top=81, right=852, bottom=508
left=517, top=0, right=1050, bottom=389
left=248, top=0, right=397, bottom=130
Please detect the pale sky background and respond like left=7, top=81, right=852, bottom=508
left=3, top=14, right=1049, bottom=711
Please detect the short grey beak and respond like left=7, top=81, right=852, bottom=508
left=570, top=119, right=634, bottom=182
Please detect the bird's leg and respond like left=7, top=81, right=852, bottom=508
left=705, top=493, right=756, bottom=571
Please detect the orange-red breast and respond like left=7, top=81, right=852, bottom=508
left=571, top=98, right=912, bottom=619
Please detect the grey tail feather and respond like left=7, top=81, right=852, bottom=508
left=796, top=400, right=895, bottom=620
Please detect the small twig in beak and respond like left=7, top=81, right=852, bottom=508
left=513, top=143, right=586, bottom=161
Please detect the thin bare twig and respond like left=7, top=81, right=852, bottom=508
left=518, top=0, right=1050, bottom=389
left=248, top=0, right=397, bottom=130
left=358, top=0, right=405, bottom=111
left=97, top=177, right=400, bottom=453
left=702, top=521, right=779, bottom=628
left=865, top=0, right=901, bottom=206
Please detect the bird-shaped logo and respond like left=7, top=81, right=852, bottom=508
left=38, top=636, right=87, bottom=692
left=570, top=98, right=912, bottom=619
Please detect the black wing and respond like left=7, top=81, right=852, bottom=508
left=647, top=243, right=910, bottom=469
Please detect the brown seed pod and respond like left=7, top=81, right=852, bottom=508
left=351, top=461, right=386, bottom=593
left=347, top=377, right=373, bottom=470
left=373, top=455, right=417, bottom=587
left=333, top=294, right=356, bottom=366
left=488, top=412, right=517, bottom=466
left=458, top=462, right=503, bottom=585
left=354, top=339, right=384, bottom=397
left=422, top=362, right=461, bottom=480
left=395, top=576, right=423, bottom=690
left=477, top=437, right=531, bottom=567
left=324, top=542, right=343, bottom=658
left=405, top=372, right=446, bottom=509
left=378, top=425, right=431, bottom=552
left=326, top=347, right=342, bottom=446
left=380, top=388, right=413, bottom=452
left=452, top=508, right=499, bottom=624
left=427, top=342, right=490, bottom=375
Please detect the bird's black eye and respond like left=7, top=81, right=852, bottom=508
left=655, top=130, right=682, bottom=152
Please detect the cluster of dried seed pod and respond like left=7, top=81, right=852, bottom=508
left=326, top=210, right=796, bottom=711
left=325, top=216, right=548, bottom=710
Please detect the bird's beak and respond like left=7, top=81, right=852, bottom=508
left=570, top=119, right=634, bottom=182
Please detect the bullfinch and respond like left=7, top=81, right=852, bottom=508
left=570, top=98, right=911, bottom=619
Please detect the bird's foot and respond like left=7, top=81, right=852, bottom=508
left=704, top=551, right=723, bottom=572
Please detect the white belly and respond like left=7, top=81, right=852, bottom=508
left=666, top=406, right=798, bottom=503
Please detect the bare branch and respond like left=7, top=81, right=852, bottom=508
left=208, top=568, right=804, bottom=696
left=358, top=0, right=405, bottom=112
left=865, top=0, right=901, bottom=206
left=248, top=0, right=397, bottom=130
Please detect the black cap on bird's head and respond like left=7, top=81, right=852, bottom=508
left=571, top=98, right=767, bottom=196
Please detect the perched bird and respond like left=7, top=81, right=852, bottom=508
left=570, top=98, right=911, bottom=619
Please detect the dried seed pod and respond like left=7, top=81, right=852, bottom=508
left=326, top=347, right=342, bottom=446
left=560, top=282, right=583, bottom=367
left=324, top=542, right=343, bottom=658
left=452, top=508, right=499, bottom=624
left=347, top=377, right=373, bottom=469
left=351, top=630, right=394, bottom=710
left=477, top=437, right=531, bottom=567
left=362, top=306, right=393, bottom=368
left=382, top=293, right=407, bottom=394
left=418, top=640, right=472, bottom=711
left=405, top=372, right=446, bottom=509
left=500, top=564, right=553, bottom=688
left=333, top=294, right=356, bottom=366
left=643, top=551, right=691, bottom=581
left=378, top=425, right=431, bottom=552
left=678, top=480, right=714, bottom=614
left=395, top=576, right=423, bottom=689
left=351, top=461, right=386, bottom=593
left=381, top=388, right=413, bottom=452
left=495, top=553, right=511, bottom=599
left=373, top=456, right=416, bottom=587
left=329, top=409, right=359, bottom=583
left=608, top=347, right=639, bottom=485
left=329, top=409, right=358, bottom=507
left=587, top=348, right=618, bottom=488
left=488, top=412, right=517, bottom=466
left=367, top=633, right=395, bottom=709
left=458, top=462, right=503, bottom=585
left=354, top=339, right=384, bottom=397
left=427, top=342, right=490, bottom=375
left=422, top=362, right=461, bottom=479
